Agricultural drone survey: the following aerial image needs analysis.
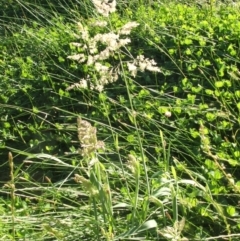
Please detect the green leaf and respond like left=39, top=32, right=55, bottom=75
left=136, top=220, right=158, bottom=233
left=215, top=81, right=224, bottom=88
left=32, top=106, right=39, bottom=114
left=59, top=88, right=65, bottom=96
left=227, top=159, right=239, bottom=166
left=237, top=102, right=240, bottom=110
left=3, top=122, right=11, bottom=129
left=226, top=206, right=236, bottom=216
left=138, top=89, right=150, bottom=98
left=184, top=39, right=193, bottom=45
left=185, top=48, right=192, bottom=55
left=58, top=56, right=65, bottom=62
left=190, top=128, right=199, bottom=138
left=235, top=90, right=240, bottom=98
left=205, top=89, right=213, bottom=95
left=206, top=112, right=216, bottom=122
left=234, top=151, right=240, bottom=158
left=127, top=134, right=135, bottom=143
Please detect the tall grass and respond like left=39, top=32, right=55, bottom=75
left=0, top=0, right=240, bottom=240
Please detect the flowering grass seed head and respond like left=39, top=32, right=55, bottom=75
left=127, top=154, right=140, bottom=178
left=74, top=174, right=98, bottom=196
left=77, top=117, right=105, bottom=156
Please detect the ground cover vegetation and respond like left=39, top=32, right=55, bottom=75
left=0, top=0, right=240, bottom=240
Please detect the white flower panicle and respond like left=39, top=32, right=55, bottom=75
left=66, top=1, right=160, bottom=92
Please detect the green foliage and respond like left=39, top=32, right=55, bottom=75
left=0, top=0, right=240, bottom=240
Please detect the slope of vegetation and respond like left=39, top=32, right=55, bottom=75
left=0, top=0, right=240, bottom=240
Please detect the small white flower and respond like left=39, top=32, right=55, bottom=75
left=95, top=84, right=104, bottom=92
left=127, top=62, right=137, bottom=71
left=127, top=62, right=137, bottom=77
left=77, top=22, right=84, bottom=31
left=146, top=65, right=161, bottom=72
left=87, top=55, right=95, bottom=65
left=79, top=79, right=88, bottom=89
left=66, top=78, right=88, bottom=91
left=88, top=40, right=95, bottom=47
left=165, top=111, right=172, bottom=118
left=77, top=22, right=89, bottom=40
left=93, top=33, right=101, bottom=42
left=108, top=39, right=118, bottom=49
left=118, top=38, right=131, bottom=47
left=119, top=22, right=139, bottom=35
left=89, top=157, right=99, bottom=167
left=89, top=46, right=98, bottom=54
left=98, top=48, right=111, bottom=60
left=102, top=33, right=119, bottom=48
left=83, top=44, right=88, bottom=50
left=95, top=62, right=109, bottom=72
left=92, top=0, right=116, bottom=17
left=90, top=20, right=108, bottom=27
left=139, top=62, right=147, bottom=71
left=135, top=55, right=160, bottom=73
left=137, top=55, right=145, bottom=62
left=82, top=31, right=89, bottom=40
left=109, top=72, right=119, bottom=82
left=99, top=75, right=109, bottom=85
left=67, top=54, right=86, bottom=63
left=70, top=42, right=82, bottom=47
left=149, top=59, right=157, bottom=65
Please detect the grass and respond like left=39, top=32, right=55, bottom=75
left=0, top=0, right=240, bottom=240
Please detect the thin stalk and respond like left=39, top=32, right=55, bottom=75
left=8, top=152, right=15, bottom=240
left=92, top=198, right=101, bottom=241
left=119, top=58, right=150, bottom=218
left=99, top=97, right=132, bottom=201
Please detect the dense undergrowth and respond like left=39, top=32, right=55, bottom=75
left=0, top=0, right=240, bottom=240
